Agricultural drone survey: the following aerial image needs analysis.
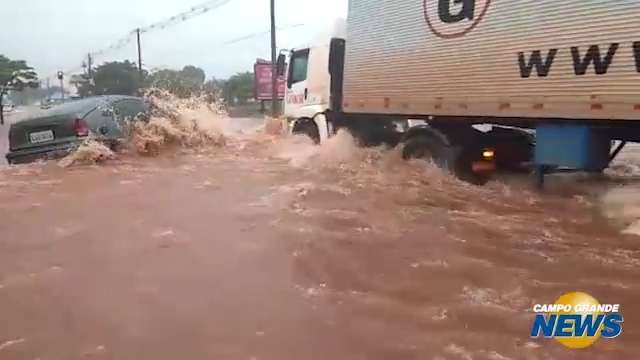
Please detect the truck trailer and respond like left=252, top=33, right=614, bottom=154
left=277, top=0, right=640, bottom=185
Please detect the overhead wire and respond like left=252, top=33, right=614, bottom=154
left=49, top=0, right=236, bottom=81
left=47, top=0, right=304, bottom=83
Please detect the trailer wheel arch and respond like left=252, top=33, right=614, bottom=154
left=402, top=124, right=452, bottom=147
left=402, top=130, right=453, bottom=167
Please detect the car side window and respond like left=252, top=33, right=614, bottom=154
left=289, top=49, right=310, bottom=85
left=114, top=99, right=146, bottom=120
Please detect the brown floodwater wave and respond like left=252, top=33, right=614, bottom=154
left=1, top=97, right=640, bottom=359
left=268, top=131, right=640, bottom=359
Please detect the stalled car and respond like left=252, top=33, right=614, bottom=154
left=6, top=95, right=147, bottom=164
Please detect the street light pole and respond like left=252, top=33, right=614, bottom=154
left=270, top=0, right=278, bottom=117
left=57, top=71, right=64, bottom=102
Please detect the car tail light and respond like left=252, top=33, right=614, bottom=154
left=74, top=118, right=89, bottom=137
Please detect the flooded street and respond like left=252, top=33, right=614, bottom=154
left=1, top=113, right=640, bottom=359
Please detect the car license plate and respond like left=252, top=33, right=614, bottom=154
left=29, top=130, right=54, bottom=143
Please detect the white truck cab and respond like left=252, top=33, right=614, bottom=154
left=280, top=20, right=346, bottom=143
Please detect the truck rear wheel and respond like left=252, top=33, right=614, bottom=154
left=402, top=133, right=448, bottom=166
left=402, top=134, right=489, bottom=185
left=453, top=148, right=490, bottom=186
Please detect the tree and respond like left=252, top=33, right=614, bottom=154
left=181, top=65, right=205, bottom=85
left=89, top=60, right=144, bottom=96
left=203, top=78, right=224, bottom=103
left=222, top=72, right=254, bottom=105
left=146, top=65, right=206, bottom=98
left=70, top=74, right=93, bottom=98
left=0, top=54, right=38, bottom=124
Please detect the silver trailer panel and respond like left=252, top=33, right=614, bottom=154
left=343, top=0, right=640, bottom=121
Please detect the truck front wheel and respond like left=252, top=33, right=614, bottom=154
left=292, top=119, right=320, bottom=144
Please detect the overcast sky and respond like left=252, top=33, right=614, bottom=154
left=1, top=0, right=348, bottom=81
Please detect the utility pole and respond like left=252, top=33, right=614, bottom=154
left=87, top=53, right=93, bottom=78
left=270, top=0, right=278, bottom=117
left=0, top=86, right=6, bottom=125
left=136, top=28, right=143, bottom=83
left=46, top=78, right=51, bottom=101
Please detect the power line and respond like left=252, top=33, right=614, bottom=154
left=46, top=0, right=237, bottom=84
left=223, top=23, right=304, bottom=45
left=50, top=0, right=306, bottom=85
left=90, top=33, right=135, bottom=58
left=90, top=0, right=235, bottom=59
left=90, top=24, right=306, bottom=74
left=147, top=24, right=305, bottom=71
left=138, top=0, right=233, bottom=34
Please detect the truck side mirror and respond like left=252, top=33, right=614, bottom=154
left=276, top=54, right=286, bottom=77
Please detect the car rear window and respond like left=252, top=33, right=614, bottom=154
left=48, top=98, right=110, bottom=115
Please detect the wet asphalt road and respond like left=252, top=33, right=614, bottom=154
left=1, top=115, right=640, bottom=359
left=0, top=154, right=346, bottom=359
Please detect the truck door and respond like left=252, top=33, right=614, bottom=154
left=285, top=48, right=310, bottom=118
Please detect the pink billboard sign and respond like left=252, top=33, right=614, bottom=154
left=254, top=60, right=286, bottom=100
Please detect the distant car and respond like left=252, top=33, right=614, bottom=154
left=40, top=98, right=67, bottom=110
left=39, top=101, right=52, bottom=110
left=6, top=95, right=148, bottom=164
left=2, top=103, right=15, bottom=113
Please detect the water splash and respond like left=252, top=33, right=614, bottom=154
left=130, top=90, right=226, bottom=155
left=601, top=144, right=640, bottom=236
left=601, top=187, right=640, bottom=235
left=262, top=116, right=287, bottom=136
left=57, top=140, right=115, bottom=168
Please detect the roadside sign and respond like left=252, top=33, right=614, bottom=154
left=254, top=59, right=285, bottom=101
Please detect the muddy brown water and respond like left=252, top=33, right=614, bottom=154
left=0, top=116, right=639, bottom=359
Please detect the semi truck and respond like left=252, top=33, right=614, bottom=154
left=276, top=0, right=640, bottom=186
